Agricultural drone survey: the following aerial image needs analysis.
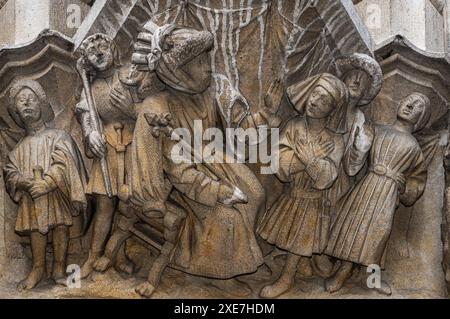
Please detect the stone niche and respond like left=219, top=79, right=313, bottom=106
left=0, top=0, right=449, bottom=299
left=368, top=36, right=450, bottom=298
left=0, top=30, right=83, bottom=284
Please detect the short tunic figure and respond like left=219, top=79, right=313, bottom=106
left=257, top=73, right=348, bottom=299
left=75, top=34, right=137, bottom=278
left=4, top=79, right=88, bottom=291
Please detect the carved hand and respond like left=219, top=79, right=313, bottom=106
left=219, top=184, right=248, bottom=207
left=313, top=137, right=335, bottom=159
left=353, top=125, right=373, bottom=153
left=29, top=179, right=55, bottom=199
left=264, top=79, right=284, bottom=114
left=88, top=131, right=107, bottom=158
left=17, top=177, right=33, bottom=192
left=294, top=139, right=316, bottom=166
left=110, top=87, right=133, bottom=110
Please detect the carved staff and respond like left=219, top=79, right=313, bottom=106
left=144, top=112, right=248, bottom=205
left=77, top=58, right=113, bottom=198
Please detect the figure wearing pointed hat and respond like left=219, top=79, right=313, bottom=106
left=4, top=79, right=88, bottom=290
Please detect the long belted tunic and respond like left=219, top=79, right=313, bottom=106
left=326, top=124, right=427, bottom=266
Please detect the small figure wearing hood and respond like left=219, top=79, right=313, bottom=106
left=325, top=92, right=430, bottom=295
left=257, top=73, right=348, bottom=298
left=4, top=79, right=88, bottom=290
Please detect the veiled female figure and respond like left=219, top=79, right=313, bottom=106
left=258, top=73, right=348, bottom=298
left=325, top=92, right=430, bottom=295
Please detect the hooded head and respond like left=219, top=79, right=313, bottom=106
left=397, top=92, right=431, bottom=133
left=132, top=21, right=214, bottom=94
left=8, top=79, right=54, bottom=129
left=286, top=73, right=349, bottom=134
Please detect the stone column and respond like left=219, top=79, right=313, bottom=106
left=0, top=0, right=91, bottom=47
left=355, top=0, right=446, bottom=52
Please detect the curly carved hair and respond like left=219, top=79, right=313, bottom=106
left=78, top=33, right=122, bottom=68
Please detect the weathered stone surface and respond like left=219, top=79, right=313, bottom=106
left=0, top=0, right=449, bottom=300
left=355, top=0, right=446, bottom=53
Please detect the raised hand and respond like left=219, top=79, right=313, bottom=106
left=264, top=79, right=284, bottom=114
left=353, top=124, right=374, bottom=152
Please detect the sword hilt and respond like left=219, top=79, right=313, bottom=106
left=33, top=166, right=44, bottom=181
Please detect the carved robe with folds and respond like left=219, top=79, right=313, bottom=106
left=258, top=117, right=344, bottom=256
left=4, top=127, right=88, bottom=237
left=130, top=75, right=274, bottom=279
left=326, top=124, right=427, bottom=266
left=76, top=69, right=135, bottom=197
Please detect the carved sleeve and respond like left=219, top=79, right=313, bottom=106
left=343, top=122, right=373, bottom=177
left=162, top=136, right=222, bottom=207
left=400, top=148, right=427, bottom=207
left=45, top=132, right=88, bottom=211
left=276, top=145, right=305, bottom=182
left=275, top=121, right=306, bottom=182
left=3, top=151, right=24, bottom=203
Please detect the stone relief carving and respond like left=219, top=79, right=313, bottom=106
left=4, top=79, right=88, bottom=290
left=0, top=0, right=449, bottom=300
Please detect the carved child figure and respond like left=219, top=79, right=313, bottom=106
left=325, top=92, right=430, bottom=295
left=257, top=73, right=348, bottom=298
left=76, top=34, right=136, bottom=277
left=4, top=79, right=88, bottom=290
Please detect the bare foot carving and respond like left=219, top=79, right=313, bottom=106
left=17, top=266, right=46, bottom=291
left=81, top=252, right=99, bottom=279
left=210, top=278, right=252, bottom=298
left=325, top=262, right=353, bottom=293
left=374, top=281, right=392, bottom=296
left=136, top=281, right=157, bottom=298
left=94, top=256, right=113, bottom=273
left=53, top=262, right=66, bottom=286
left=363, top=280, right=392, bottom=296
left=259, top=276, right=293, bottom=299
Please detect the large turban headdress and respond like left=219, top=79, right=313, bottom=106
left=132, top=21, right=214, bottom=94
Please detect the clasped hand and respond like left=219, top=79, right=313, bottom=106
left=17, top=176, right=54, bottom=199
left=287, top=131, right=335, bottom=166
